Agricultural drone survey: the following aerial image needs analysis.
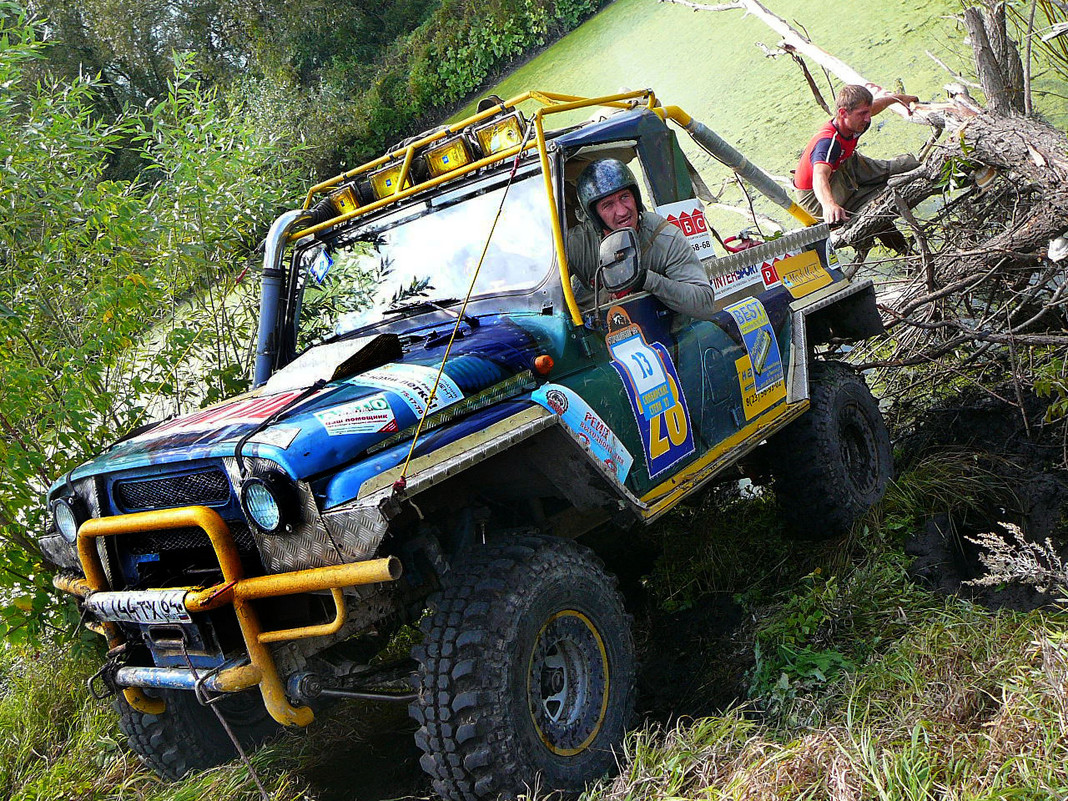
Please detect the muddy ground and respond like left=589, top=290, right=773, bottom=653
left=896, top=388, right=1068, bottom=611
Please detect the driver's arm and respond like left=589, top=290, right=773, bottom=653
left=642, top=222, right=717, bottom=321
left=565, top=222, right=600, bottom=303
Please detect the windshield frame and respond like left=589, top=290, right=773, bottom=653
left=283, top=159, right=563, bottom=357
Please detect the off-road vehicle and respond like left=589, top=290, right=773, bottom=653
left=41, top=89, right=891, bottom=799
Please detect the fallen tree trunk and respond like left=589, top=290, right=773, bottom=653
left=658, top=0, right=1068, bottom=462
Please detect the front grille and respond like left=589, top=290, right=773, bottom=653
left=123, top=522, right=257, bottom=555
left=114, top=469, right=231, bottom=512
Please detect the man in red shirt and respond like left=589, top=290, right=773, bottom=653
left=794, top=85, right=919, bottom=239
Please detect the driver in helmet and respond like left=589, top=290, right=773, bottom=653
left=566, top=158, right=716, bottom=320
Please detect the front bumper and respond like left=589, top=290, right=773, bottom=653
left=55, top=504, right=401, bottom=726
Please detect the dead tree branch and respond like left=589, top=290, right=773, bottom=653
left=658, top=0, right=1068, bottom=453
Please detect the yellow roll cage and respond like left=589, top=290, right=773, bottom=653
left=288, top=89, right=815, bottom=328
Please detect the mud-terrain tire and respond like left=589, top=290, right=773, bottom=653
left=115, top=688, right=279, bottom=779
left=410, top=535, right=636, bottom=801
left=769, top=361, right=892, bottom=540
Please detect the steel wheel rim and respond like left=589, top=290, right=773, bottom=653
left=840, top=403, right=879, bottom=496
left=527, top=609, right=610, bottom=756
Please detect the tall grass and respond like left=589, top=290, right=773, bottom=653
left=0, top=645, right=320, bottom=800
left=586, top=604, right=1068, bottom=800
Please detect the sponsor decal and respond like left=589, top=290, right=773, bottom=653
left=713, top=250, right=798, bottom=295
left=656, top=199, right=714, bottom=258
left=713, top=261, right=764, bottom=293
left=532, top=384, right=633, bottom=484
left=777, top=250, right=833, bottom=298
left=248, top=425, right=302, bottom=449
left=315, top=393, right=399, bottom=436
left=356, top=363, right=463, bottom=416
left=725, top=298, right=786, bottom=420
left=605, top=307, right=695, bottom=479
left=824, top=239, right=839, bottom=268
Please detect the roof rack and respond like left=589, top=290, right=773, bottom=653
left=289, top=89, right=661, bottom=242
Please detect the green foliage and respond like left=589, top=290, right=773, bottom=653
left=750, top=571, right=857, bottom=711
left=235, top=0, right=606, bottom=172
left=934, top=133, right=980, bottom=192
left=1035, top=355, right=1068, bottom=422
left=0, top=13, right=304, bottom=643
left=25, top=0, right=607, bottom=177
left=0, top=644, right=320, bottom=800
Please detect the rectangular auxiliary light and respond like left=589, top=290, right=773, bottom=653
left=329, top=183, right=360, bottom=215
left=473, top=112, right=524, bottom=156
left=369, top=162, right=410, bottom=200
left=424, top=135, right=473, bottom=178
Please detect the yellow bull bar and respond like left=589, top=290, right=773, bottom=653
left=59, top=505, right=401, bottom=727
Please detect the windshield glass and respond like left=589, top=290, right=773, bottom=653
left=294, top=170, right=553, bottom=351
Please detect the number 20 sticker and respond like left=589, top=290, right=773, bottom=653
left=605, top=306, right=695, bottom=479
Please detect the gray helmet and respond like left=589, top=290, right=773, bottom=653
left=576, top=158, right=642, bottom=229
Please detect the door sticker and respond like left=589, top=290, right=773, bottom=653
left=725, top=298, right=786, bottom=420
left=532, top=384, right=633, bottom=483
left=656, top=199, right=714, bottom=258
left=605, top=307, right=695, bottom=479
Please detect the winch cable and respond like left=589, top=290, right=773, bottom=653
left=179, top=641, right=271, bottom=801
left=394, top=120, right=537, bottom=491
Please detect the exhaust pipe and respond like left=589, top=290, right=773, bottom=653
left=254, top=209, right=313, bottom=387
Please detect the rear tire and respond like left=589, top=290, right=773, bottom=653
left=768, top=361, right=892, bottom=540
left=115, top=688, right=279, bottom=780
left=410, top=535, right=636, bottom=801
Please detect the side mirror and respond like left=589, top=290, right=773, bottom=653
left=598, top=228, right=644, bottom=293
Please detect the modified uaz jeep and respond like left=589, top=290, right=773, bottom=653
left=41, top=90, right=891, bottom=800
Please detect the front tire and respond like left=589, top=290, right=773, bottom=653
left=768, top=361, right=892, bottom=540
left=410, top=535, right=636, bottom=801
left=115, top=688, right=279, bottom=780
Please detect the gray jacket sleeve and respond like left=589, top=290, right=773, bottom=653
left=566, top=214, right=717, bottom=321
left=640, top=216, right=717, bottom=321
left=565, top=222, right=599, bottom=301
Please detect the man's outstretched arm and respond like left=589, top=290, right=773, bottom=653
left=812, top=162, right=848, bottom=224
left=871, top=92, right=919, bottom=116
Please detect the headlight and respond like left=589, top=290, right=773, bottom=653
left=240, top=477, right=285, bottom=533
left=53, top=499, right=79, bottom=543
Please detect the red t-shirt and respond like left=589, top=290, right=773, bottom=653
left=793, top=120, right=859, bottom=191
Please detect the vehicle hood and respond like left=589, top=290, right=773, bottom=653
left=67, top=317, right=548, bottom=484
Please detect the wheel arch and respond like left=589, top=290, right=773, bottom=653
left=786, top=278, right=884, bottom=404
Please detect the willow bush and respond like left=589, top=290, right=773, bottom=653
left=0, top=10, right=305, bottom=643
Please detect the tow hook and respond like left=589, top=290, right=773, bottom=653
left=88, top=642, right=130, bottom=701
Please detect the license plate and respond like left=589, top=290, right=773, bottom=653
left=87, top=589, right=192, bottom=625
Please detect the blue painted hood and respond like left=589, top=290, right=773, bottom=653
left=67, top=317, right=547, bottom=485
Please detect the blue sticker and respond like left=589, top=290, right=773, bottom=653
left=605, top=306, right=695, bottom=480
left=311, top=250, right=333, bottom=284
left=532, top=384, right=633, bottom=483
left=607, top=329, right=672, bottom=421
left=725, top=298, right=784, bottom=393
